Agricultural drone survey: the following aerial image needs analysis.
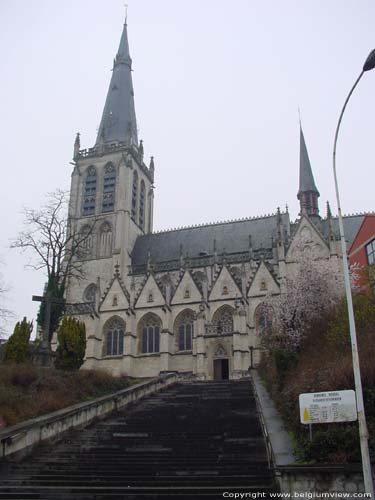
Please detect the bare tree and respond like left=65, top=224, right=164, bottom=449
left=11, top=190, right=96, bottom=339
left=11, top=190, right=95, bottom=289
left=0, top=266, right=13, bottom=337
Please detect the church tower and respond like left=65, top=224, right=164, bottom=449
left=297, top=125, right=320, bottom=218
left=66, top=20, right=154, bottom=304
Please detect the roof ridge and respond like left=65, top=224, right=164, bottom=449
left=152, top=212, right=285, bottom=235
left=332, top=212, right=374, bottom=219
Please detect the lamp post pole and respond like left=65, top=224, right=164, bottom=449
left=332, top=49, right=375, bottom=498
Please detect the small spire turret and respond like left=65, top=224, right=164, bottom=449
left=73, top=132, right=80, bottom=159
left=147, top=249, right=152, bottom=273
left=277, top=206, right=282, bottom=224
left=327, top=200, right=335, bottom=243
left=149, top=156, right=155, bottom=182
left=139, top=140, right=144, bottom=162
left=326, top=200, right=332, bottom=219
left=276, top=207, right=284, bottom=245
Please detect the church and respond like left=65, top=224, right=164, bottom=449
left=65, top=20, right=364, bottom=380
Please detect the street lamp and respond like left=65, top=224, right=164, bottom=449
left=332, top=49, right=375, bottom=498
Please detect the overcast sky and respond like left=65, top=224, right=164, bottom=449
left=1, top=0, right=374, bottom=338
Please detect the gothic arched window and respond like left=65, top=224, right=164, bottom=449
left=212, top=305, right=234, bottom=334
left=83, top=166, right=97, bottom=216
left=138, top=313, right=161, bottom=354
left=174, top=310, right=194, bottom=352
left=80, top=224, right=94, bottom=258
left=131, top=171, right=138, bottom=222
left=102, top=163, right=116, bottom=213
left=139, top=180, right=145, bottom=229
left=99, top=222, right=112, bottom=258
left=83, top=283, right=97, bottom=303
left=103, top=317, right=125, bottom=356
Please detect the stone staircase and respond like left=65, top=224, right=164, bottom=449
left=0, top=380, right=278, bottom=499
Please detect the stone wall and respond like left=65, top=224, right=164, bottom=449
left=275, top=466, right=372, bottom=497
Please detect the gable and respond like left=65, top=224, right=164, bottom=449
left=100, top=277, right=129, bottom=312
left=209, top=266, right=242, bottom=301
left=171, top=271, right=202, bottom=305
left=287, top=216, right=329, bottom=262
left=247, top=261, right=279, bottom=298
left=135, top=274, right=165, bottom=309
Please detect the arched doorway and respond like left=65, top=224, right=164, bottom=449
left=213, top=344, right=229, bottom=380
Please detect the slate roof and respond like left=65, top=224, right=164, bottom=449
left=131, top=213, right=290, bottom=273
left=95, top=22, right=138, bottom=146
left=131, top=213, right=366, bottom=274
left=323, top=215, right=366, bottom=246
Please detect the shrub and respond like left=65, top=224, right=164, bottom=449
left=55, top=317, right=86, bottom=370
left=300, top=425, right=360, bottom=463
left=4, top=317, right=33, bottom=364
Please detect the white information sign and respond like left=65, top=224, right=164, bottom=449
left=299, top=390, right=357, bottom=425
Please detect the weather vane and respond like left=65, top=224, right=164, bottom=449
left=124, top=3, right=128, bottom=24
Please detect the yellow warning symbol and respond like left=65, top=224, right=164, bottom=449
left=303, top=408, right=310, bottom=422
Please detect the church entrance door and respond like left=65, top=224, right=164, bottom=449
left=213, top=358, right=229, bottom=380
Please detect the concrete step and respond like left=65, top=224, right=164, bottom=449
left=0, top=380, right=279, bottom=498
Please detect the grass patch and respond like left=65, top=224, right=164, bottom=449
left=0, top=364, right=137, bottom=427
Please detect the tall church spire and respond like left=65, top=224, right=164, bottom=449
left=96, top=20, right=138, bottom=146
left=297, top=124, right=320, bottom=218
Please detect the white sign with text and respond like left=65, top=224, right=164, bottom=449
left=299, top=390, right=357, bottom=424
